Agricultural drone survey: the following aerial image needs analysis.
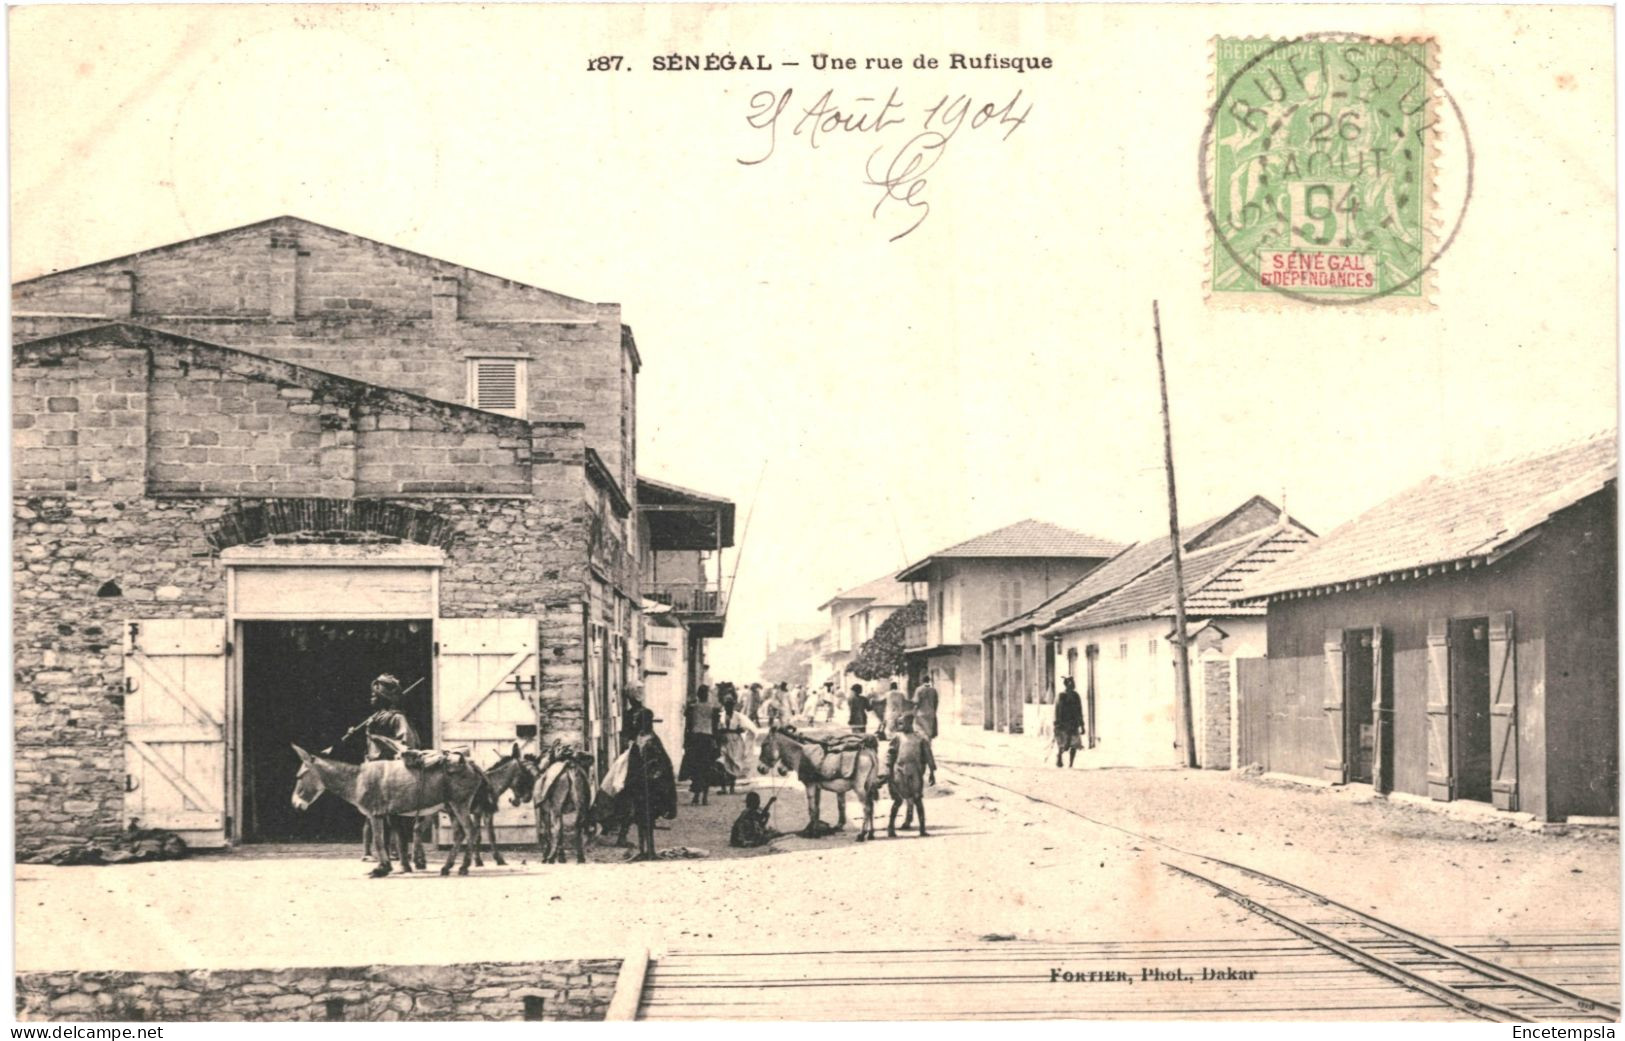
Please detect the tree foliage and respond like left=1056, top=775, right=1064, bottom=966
left=849, top=600, right=926, bottom=681
left=759, top=638, right=818, bottom=688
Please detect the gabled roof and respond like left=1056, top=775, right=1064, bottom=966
left=818, top=572, right=914, bottom=612
left=1044, top=525, right=1312, bottom=636
left=896, top=519, right=1124, bottom=582
left=13, top=215, right=600, bottom=310
left=983, top=496, right=1294, bottom=637
left=1243, top=431, right=1617, bottom=601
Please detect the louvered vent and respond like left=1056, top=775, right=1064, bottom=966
left=468, top=358, right=525, bottom=417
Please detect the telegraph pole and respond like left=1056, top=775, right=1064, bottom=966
left=1153, top=301, right=1198, bottom=769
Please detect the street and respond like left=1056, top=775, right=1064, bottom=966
left=16, top=728, right=1617, bottom=1019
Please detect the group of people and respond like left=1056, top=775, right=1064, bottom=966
left=842, top=678, right=939, bottom=740
left=675, top=682, right=759, bottom=805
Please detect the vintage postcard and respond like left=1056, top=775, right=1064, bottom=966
left=8, top=3, right=1619, bottom=1026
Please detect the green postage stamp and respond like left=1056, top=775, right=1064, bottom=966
left=1206, top=36, right=1439, bottom=306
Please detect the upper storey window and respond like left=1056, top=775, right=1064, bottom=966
left=467, top=356, right=527, bottom=418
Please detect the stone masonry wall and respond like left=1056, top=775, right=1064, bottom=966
left=1200, top=658, right=1233, bottom=770
left=12, top=492, right=590, bottom=852
left=16, top=327, right=542, bottom=500
left=16, top=958, right=622, bottom=1021
left=13, top=217, right=637, bottom=495
left=11, top=328, right=597, bottom=852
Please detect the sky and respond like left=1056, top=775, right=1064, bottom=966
left=10, top=4, right=1618, bottom=681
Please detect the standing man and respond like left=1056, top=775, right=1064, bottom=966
left=1054, top=676, right=1085, bottom=768
left=625, top=707, right=678, bottom=861
left=679, top=684, right=721, bottom=805
left=746, top=682, right=764, bottom=725
left=847, top=683, right=870, bottom=734
left=913, top=676, right=939, bottom=740
left=882, top=680, right=908, bottom=739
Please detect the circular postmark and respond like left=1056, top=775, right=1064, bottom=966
left=1200, top=32, right=1473, bottom=307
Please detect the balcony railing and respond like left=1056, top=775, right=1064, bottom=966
left=904, top=622, right=928, bottom=651
left=646, top=582, right=726, bottom=617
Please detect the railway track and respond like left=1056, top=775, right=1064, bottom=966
left=947, top=764, right=1620, bottom=1023
left=1167, top=856, right=1618, bottom=1022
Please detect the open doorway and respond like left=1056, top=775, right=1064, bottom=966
left=1450, top=617, right=1493, bottom=803
left=240, top=620, right=433, bottom=842
left=1344, top=632, right=1375, bottom=784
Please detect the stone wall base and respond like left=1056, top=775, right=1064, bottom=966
left=17, top=959, right=621, bottom=1022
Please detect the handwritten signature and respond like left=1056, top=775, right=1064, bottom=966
left=740, top=88, right=1032, bottom=241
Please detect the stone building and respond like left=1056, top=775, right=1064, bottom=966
left=10, top=219, right=727, bottom=852
left=12, top=325, right=637, bottom=850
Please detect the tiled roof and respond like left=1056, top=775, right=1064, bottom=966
left=1185, top=527, right=1315, bottom=615
left=818, top=572, right=914, bottom=611
left=897, top=519, right=1124, bottom=581
left=637, top=476, right=733, bottom=507
left=1243, top=431, right=1618, bottom=600
left=984, top=507, right=1245, bottom=637
left=1044, top=526, right=1310, bottom=635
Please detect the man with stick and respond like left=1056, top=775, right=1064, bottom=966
left=345, top=673, right=423, bottom=761
left=344, top=673, right=425, bottom=866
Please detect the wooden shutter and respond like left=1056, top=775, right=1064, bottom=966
left=1425, top=619, right=1454, bottom=801
left=1371, top=626, right=1391, bottom=794
left=123, top=619, right=228, bottom=847
left=1487, top=611, right=1518, bottom=810
left=437, top=618, right=540, bottom=844
left=1322, top=629, right=1347, bottom=783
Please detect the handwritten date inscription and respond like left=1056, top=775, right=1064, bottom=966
left=739, top=88, right=1032, bottom=242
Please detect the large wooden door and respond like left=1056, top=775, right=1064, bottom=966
left=436, top=618, right=540, bottom=844
left=1425, top=618, right=1454, bottom=801
left=1487, top=612, right=1518, bottom=811
left=123, top=619, right=228, bottom=847
left=1322, top=629, right=1348, bottom=784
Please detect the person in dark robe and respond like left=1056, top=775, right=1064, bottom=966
left=625, top=707, right=678, bottom=861
left=678, top=684, right=721, bottom=805
left=729, top=792, right=778, bottom=849
left=847, top=683, right=871, bottom=734
left=1055, top=676, right=1085, bottom=768
left=620, top=687, right=645, bottom=751
left=913, top=679, right=940, bottom=739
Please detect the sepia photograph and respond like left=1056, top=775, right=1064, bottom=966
left=7, top=2, right=1620, bottom=1024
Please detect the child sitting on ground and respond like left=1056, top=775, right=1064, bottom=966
left=729, top=792, right=778, bottom=848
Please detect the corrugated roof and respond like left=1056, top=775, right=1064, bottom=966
left=1243, top=431, right=1618, bottom=601
left=897, top=519, right=1124, bottom=581
left=1045, top=525, right=1312, bottom=635
left=817, top=572, right=914, bottom=611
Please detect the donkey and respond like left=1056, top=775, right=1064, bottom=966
left=459, top=744, right=538, bottom=868
left=526, top=743, right=595, bottom=864
left=757, top=727, right=880, bottom=842
left=291, top=745, right=485, bottom=877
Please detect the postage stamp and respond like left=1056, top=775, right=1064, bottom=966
left=1205, top=36, right=1442, bottom=307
